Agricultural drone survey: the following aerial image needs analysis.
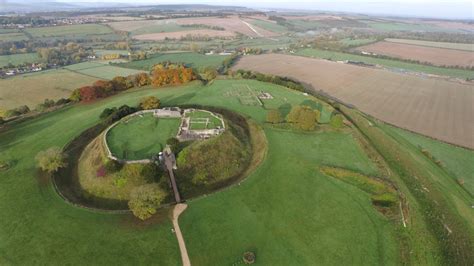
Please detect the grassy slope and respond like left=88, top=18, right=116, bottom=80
left=248, top=19, right=288, bottom=33
left=180, top=129, right=397, bottom=265
left=107, top=115, right=181, bottom=160
left=0, top=32, right=28, bottom=42
left=117, top=52, right=228, bottom=71
left=0, top=79, right=399, bottom=264
left=0, top=53, right=39, bottom=67
left=380, top=125, right=474, bottom=195
left=295, top=48, right=474, bottom=79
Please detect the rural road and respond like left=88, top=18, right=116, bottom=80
left=173, top=203, right=191, bottom=266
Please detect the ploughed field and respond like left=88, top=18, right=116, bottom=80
left=356, top=41, right=474, bottom=67
left=234, top=54, right=474, bottom=149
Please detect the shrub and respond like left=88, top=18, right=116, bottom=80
left=35, top=147, right=67, bottom=173
left=166, top=137, right=180, bottom=152
left=330, top=113, right=344, bottom=128
left=286, top=105, right=320, bottom=130
left=105, top=159, right=122, bottom=173
left=140, top=96, right=161, bottom=110
left=0, top=117, right=4, bottom=125
left=99, top=107, right=118, bottom=119
left=243, top=251, right=256, bottom=264
left=128, top=184, right=166, bottom=220
left=266, top=109, right=283, bottom=124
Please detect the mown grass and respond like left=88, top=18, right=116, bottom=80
left=106, top=114, right=181, bottom=160
left=116, top=52, right=228, bottom=71
left=295, top=48, right=474, bottom=79
left=0, top=53, right=40, bottom=67
left=0, top=79, right=399, bottom=264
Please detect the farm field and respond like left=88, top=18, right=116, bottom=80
left=339, top=38, right=377, bottom=47
left=0, top=53, right=40, bottom=67
left=234, top=54, right=474, bottom=149
left=0, top=32, right=28, bottom=42
left=246, top=18, right=288, bottom=33
left=356, top=41, right=474, bottom=67
left=1, top=79, right=405, bottom=264
left=385, top=38, right=474, bottom=51
left=106, top=114, right=181, bottom=160
left=106, top=20, right=191, bottom=34
left=175, top=16, right=279, bottom=37
left=0, top=69, right=96, bottom=109
left=63, top=62, right=145, bottom=80
left=133, top=29, right=235, bottom=41
left=116, top=52, right=228, bottom=71
left=295, top=48, right=474, bottom=79
left=25, top=24, right=113, bottom=38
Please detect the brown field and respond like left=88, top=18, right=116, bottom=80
left=281, top=15, right=344, bottom=20
left=133, top=29, right=235, bottom=41
left=0, top=69, right=96, bottom=110
left=175, top=16, right=278, bottom=37
left=234, top=54, right=474, bottom=149
left=357, top=41, right=474, bottom=67
left=106, top=20, right=170, bottom=32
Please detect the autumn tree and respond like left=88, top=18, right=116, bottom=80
left=111, top=76, right=128, bottom=91
left=286, top=105, right=320, bottom=131
left=201, top=67, right=217, bottom=82
left=140, top=96, right=161, bottom=110
left=266, top=109, right=283, bottom=124
left=35, top=147, right=67, bottom=173
left=128, top=184, right=166, bottom=220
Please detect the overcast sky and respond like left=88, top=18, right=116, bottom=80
left=27, top=0, right=474, bottom=19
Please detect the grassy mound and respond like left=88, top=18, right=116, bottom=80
left=106, top=113, right=181, bottom=160
left=175, top=110, right=253, bottom=198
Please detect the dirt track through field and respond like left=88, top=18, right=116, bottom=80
left=234, top=54, right=474, bottom=149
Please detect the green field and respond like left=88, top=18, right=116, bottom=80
left=1, top=79, right=403, bottom=264
left=116, top=52, right=228, bottom=71
left=131, top=23, right=196, bottom=36
left=25, top=24, right=113, bottom=38
left=0, top=53, right=40, bottom=67
left=106, top=113, right=181, bottom=160
left=339, top=38, right=377, bottom=47
left=295, top=48, right=474, bottom=79
left=249, top=19, right=288, bottom=33
left=64, top=62, right=144, bottom=80
left=0, top=68, right=96, bottom=109
left=0, top=32, right=29, bottom=42
left=364, top=21, right=446, bottom=32
left=2, top=76, right=472, bottom=264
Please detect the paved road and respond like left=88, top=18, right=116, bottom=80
left=173, top=203, right=191, bottom=266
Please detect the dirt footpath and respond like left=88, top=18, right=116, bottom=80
left=173, top=203, right=191, bottom=266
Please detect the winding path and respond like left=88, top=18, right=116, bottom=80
left=173, top=203, right=191, bottom=266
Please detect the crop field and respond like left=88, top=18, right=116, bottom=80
left=2, top=79, right=408, bottom=264
left=116, top=52, right=228, bottom=71
left=106, top=114, right=181, bottom=160
left=0, top=53, right=40, bottom=67
left=295, top=48, right=474, bottom=79
left=64, top=62, right=145, bottom=80
left=175, top=16, right=278, bottom=37
left=357, top=41, right=474, bottom=67
left=234, top=54, right=474, bottom=149
left=25, top=24, right=113, bottom=38
left=0, top=32, right=28, bottom=42
left=0, top=69, right=96, bottom=109
left=106, top=20, right=191, bottom=34
left=133, top=29, right=235, bottom=41
left=385, top=38, right=474, bottom=51
left=363, top=20, right=446, bottom=32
